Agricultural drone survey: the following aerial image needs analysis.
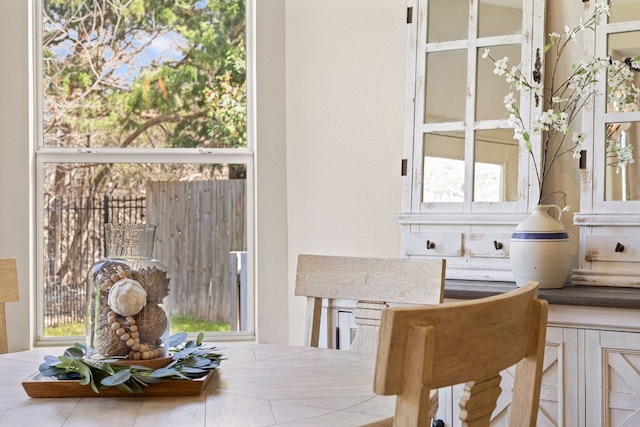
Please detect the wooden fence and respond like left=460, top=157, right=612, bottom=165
left=146, top=180, right=246, bottom=325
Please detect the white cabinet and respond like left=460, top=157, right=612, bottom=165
left=441, top=304, right=640, bottom=426
left=573, top=2, right=640, bottom=287
left=434, top=325, right=578, bottom=426
left=401, top=1, right=640, bottom=287
left=399, top=0, right=546, bottom=281
left=585, top=330, right=640, bottom=426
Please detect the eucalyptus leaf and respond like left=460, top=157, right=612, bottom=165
left=135, top=375, right=162, bottom=384
left=150, top=367, right=180, bottom=378
left=75, top=362, right=93, bottom=386
left=57, top=355, right=74, bottom=365
left=115, top=381, right=141, bottom=394
left=101, top=369, right=131, bottom=386
left=39, top=365, right=66, bottom=377
left=169, top=332, right=188, bottom=347
left=187, top=357, right=213, bottom=368
left=172, top=349, right=194, bottom=360
left=100, top=363, right=117, bottom=375
left=43, top=355, right=60, bottom=364
left=64, top=346, right=85, bottom=358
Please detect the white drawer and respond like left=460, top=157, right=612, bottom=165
left=403, top=232, right=463, bottom=257
left=468, top=232, right=510, bottom=258
left=585, top=235, right=640, bottom=262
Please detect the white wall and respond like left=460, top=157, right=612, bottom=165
left=545, top=1, right=585, bottom=264
left=0, top=0, right=32, bottom=351
left=284, top=0, right=406, bottom=345
left=254, top=0, right=289, bottom=344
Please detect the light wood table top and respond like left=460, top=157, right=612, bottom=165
left=0, top=343, right=395, bottom=426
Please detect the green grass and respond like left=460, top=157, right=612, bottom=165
left=45, top=323, right=85, bottom=337
left=170, top=316, right=230, bottom=333
left=45, top=317, right=230, bottom=337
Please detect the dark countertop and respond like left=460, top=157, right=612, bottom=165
left=445, top=280, right=640, bottom=309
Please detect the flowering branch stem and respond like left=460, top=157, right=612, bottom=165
left=482, top=1, right=636, bottom=207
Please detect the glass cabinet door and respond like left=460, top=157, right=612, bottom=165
left=405, top=0, right=543, bottom=216
left=595, top=3, right=640, bottom=208
left=399, top=0, right=545, bottom=281
left=574, top=0, right=640, bottom=287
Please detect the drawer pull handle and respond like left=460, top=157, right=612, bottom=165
left=426, top=240, right=435, bottom=250
left=493, top=240, right=503, bottom=250
left=615, top=242, right=625, bottom=253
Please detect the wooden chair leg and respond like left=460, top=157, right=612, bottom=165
left=0, top=257, right=19, bottom=354
left=458, top=374, right=502, bottom=427
left=0, top=302, right=7, bottom=354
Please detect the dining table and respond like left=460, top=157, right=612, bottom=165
left=0, top=342, right=395, bottom=426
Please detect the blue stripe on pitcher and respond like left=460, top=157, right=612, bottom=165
left=511, top=232, right=569, bottom=240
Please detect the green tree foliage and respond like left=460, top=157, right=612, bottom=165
left=43, top=0, right=246, bottom=150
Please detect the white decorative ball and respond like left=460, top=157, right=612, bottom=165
left=107, top=278, right=147, bottom=316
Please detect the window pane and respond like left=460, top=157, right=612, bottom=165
left=608, top=31, right=640, bottom=72
left=427, top=0, right=468, bottom=43
left=423, top=131, right=466, bottom=202
left=477, top=45, right=521, bottom=121
left=42, top=1, right=246, bottom=149
left=605, top=30, right=640, bottom=201
left=474, top=129, right=519, bottom=202
left=42, top=162, right=248, bottom=337
left=478, top=0, right=522, bottom=38
left=610, top=0, right=640, bottom=23
left=425, top=50, right=467, bottom=123
left=604, top=122, right=640, bottom=201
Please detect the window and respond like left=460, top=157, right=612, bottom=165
left=36, top=0, right=254, bottom=343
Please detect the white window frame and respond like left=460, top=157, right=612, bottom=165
left=32, top=0, right=257, bottom=345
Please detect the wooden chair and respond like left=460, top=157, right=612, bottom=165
left=371, top=281, right=547, bottom=427
left=0, top=258, right=19, bottom=354
left=295, top=254, right=446, bottom=355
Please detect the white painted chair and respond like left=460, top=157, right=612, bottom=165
left=0, top=258, right=19, bottom=354
left=370, top=281, right=548, bottom=427
left=295, top=254, right=446, bottom=355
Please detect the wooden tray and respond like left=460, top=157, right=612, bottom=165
left=22, top=369, right=217, bottom=398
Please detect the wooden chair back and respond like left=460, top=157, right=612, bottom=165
left=0, top=258, right=19, bottom=354
left=373, top=281, right=548, bottom=427
left=295, top=254, right=446, bottom=355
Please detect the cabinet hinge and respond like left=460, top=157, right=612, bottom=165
left=401, top=159, right=408, bottom=176
left=579, top=150, right=587, bottom=169
left=406, top=7, right=413, bottom=24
